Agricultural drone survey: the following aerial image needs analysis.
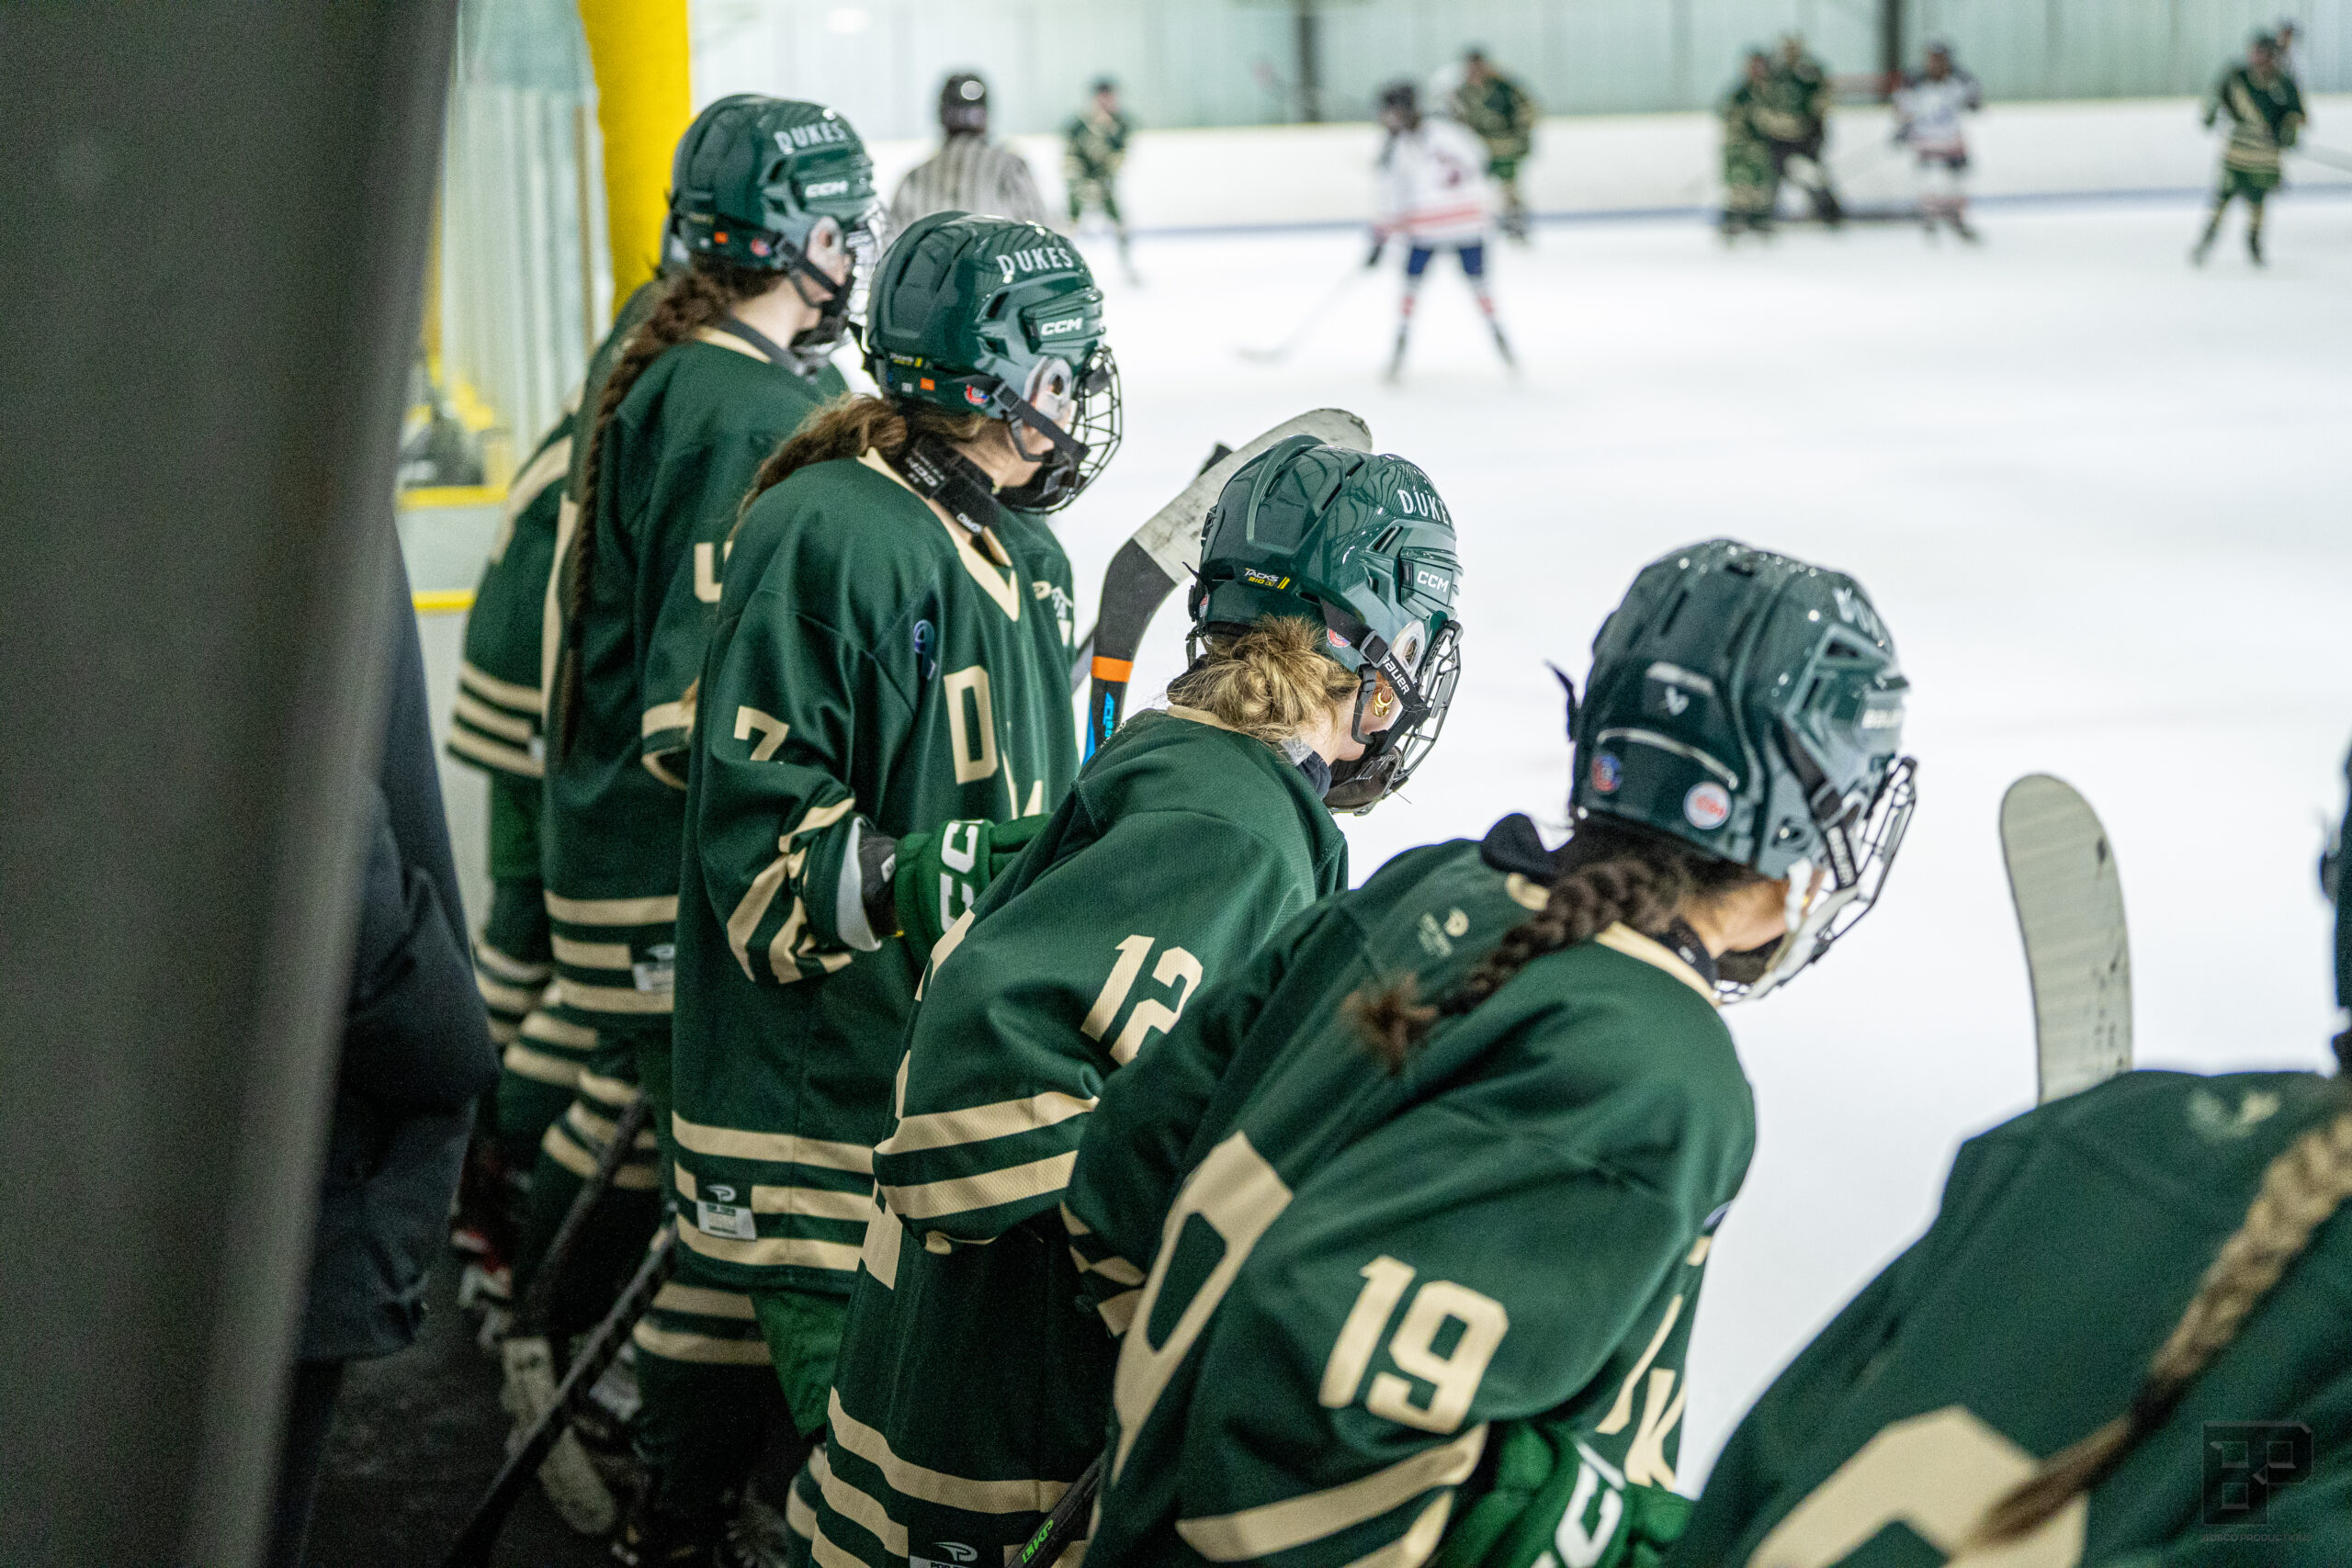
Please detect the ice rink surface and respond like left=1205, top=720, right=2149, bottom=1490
left=1047, top=194, right=2352, bottom=1484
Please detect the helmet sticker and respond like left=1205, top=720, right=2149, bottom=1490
left=1590, top=753, right=1623, bottom=795
left=1685, top=782, right=1732, bottom=830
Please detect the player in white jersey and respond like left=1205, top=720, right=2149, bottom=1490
left=1894, top=41, right=1984, bottom=241
left=1369, top=81, right=1515, bottom=381
left=888, top=72, right=1049, bottom=233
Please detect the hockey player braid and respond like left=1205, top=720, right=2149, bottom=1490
left=1974, top=1083, right=2352, bottom=1546
left=1350, top=824, right=1758, bottom=1069
left=555, top=258, right=774, bottom=751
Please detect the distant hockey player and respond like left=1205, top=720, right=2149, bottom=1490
left=2193, top=32, right=2305, bottom=266
left=1068, top=540, right=1919, bottom=1568
left=1894, top=41, right=1984, bottom=242
left=1720, top=51, right=1782, bottom=240
left=1065, top=76, right=1139, bottom=282
left=1370, top=80, right=1513, bottom=380
left=1670, top=755, right=2352, bottom=1568
left=2276, top=17, right=2303, bottom=80
left=889, top=71, right=1049, bottom=233
left=1451, top=47, right=1539, bottom=242
left=1761, top=34, right=1844, bottom=226
left=810, top=439, right=1462, bottom=1568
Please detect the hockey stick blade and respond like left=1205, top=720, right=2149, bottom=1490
left=2000, top=774, right=2133, bottom=1104
left=1014, top=1453, right=1104, bottom=1568
left=441, top=1226, right=680, bottom=1568
left=1083, top=409, right=1372, bottom=757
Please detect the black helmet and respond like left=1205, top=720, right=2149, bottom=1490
left=1378, top=80, right=1419, bottom=118
left=941, top=72, right=989, bottom=135
left=1571, top=539, right=1917, bottom=999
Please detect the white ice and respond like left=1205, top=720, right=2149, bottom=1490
left=1048, top=195, right=2352, bottom=1485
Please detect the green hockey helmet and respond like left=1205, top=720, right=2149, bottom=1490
left=1188, top=434, right=1464, bottom=812
left=668, top=96, right=880, bottom=345
left=865, top=211, right=1120, bottom=512
left=1570, top=538, right=1916, bottom=999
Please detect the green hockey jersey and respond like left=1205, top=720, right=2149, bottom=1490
left=1671, top=1069, right=2352, bottom=1568
left=1453, top=73, right=1538, bottom=167
left=813, top=708, right=1350, bottom=1568
left=539, top=329, right=845, bottom=1027
left=1065, top=814, right=1756, bottom=1568
left=1065, top=106, right=1134, bottom=184
left=667, top=452, right=1079, bottom=1296
left=2206, top=64, right=2304, bottom=175
left=1721, top=84, right=1780, bottom=207
left=449, top=281, right=661, bottom=783
left=447, top=422, right=571, bottom=779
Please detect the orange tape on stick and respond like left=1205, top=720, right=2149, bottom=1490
left=1091, top=656, right=1136, bottom=683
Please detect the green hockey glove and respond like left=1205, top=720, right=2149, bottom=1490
left=891, top=815, right=1053, bottom=955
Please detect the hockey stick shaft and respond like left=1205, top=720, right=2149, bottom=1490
left=514, top=1089, right=653, bottom=1336
left=1238, top=264, right=1367, bottom=364
left=2290, top=141, right=2352, bottom=174
left=439, top=1225, right=679, bottom=1568
left=1014, top=1454, right=1105, bottom=1568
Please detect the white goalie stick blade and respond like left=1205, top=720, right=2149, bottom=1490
left=2000, top=773, right=2133, bottom=1103
left=1078, top=408, right=1373, bottom=756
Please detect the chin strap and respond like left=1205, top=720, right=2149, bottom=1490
left=888, top=434, right=1001, bottom=537
left=984, top=380, right=1089, bottom=470
left=718, top=313, right=829, bottom=382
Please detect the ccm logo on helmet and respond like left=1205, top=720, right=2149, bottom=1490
left=1413, top=567, right=1452, bottom=596
left=1037, top=316, right=1087, bottom=337
left=775, top=121, right=851, bottom=152
left=801, top=178, right=851, bottom=197
left=996, top=245, right=1078, bottom=283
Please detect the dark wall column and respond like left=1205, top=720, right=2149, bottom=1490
left=0, top=4, right=458, bottom=1562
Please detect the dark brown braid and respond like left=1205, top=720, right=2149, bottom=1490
left=1348, top=821, right=1763, bottom=1072
left=729, top=394, right=994, bottom=544
left=1973, top=1086, right=2352, bottom=1546
left=552, top=256, right=776, bottom=755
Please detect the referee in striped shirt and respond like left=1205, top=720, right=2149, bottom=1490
left=888, top=71, right=1050, bottom=232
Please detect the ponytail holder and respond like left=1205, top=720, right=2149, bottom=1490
left=2126, top=1381, right=2182, bottom=1436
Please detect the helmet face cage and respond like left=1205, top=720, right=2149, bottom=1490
left=996, top=346, right=1122, bottom=513
left=1319, top=600, right=1461, bottom=813
left=1719, top=751, right=1917, bottom=1001
left=1325, top=617, right=1462, bottom=813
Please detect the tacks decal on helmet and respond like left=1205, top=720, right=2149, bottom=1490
left=668, top=96, right=882, bottom=353
left=1571, top=538, right=1916, bottom=998
left=1189, top=434, right=1464, bottom=812
left=865, top=211, right=1121, bottom=515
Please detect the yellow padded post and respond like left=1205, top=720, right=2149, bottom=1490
left=578, top=0, right=691, bottom=313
